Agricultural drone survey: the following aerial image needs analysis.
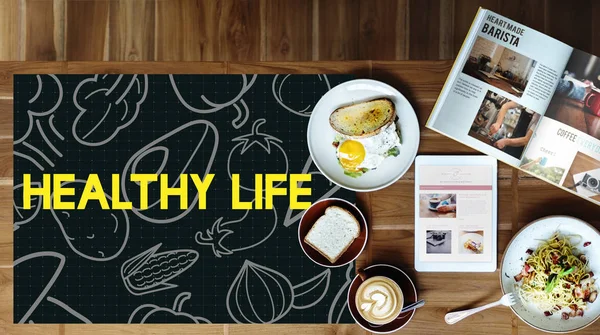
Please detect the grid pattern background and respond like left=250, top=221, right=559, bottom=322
left=13, top=74, right=355, bottom=324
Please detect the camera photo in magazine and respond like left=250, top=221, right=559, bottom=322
left=426, top=230, right=452, bottom=254
left=468, top=90, right=541, bottom=159
left=544, top=50, right=600, bottom=140
left=462, top=36, right=537, bottom=98
left=562, top=151, right=600, bottom=202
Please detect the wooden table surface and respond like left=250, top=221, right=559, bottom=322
left=1, top=61, right=599, bottom=335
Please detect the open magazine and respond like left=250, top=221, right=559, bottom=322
left=427, top=8, right=600, bottom=207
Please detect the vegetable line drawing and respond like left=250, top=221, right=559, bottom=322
left=328, top=263, right=354, bottom=323
left=121, top=119, right=219, bottom=224
left=227, top=119, right=289, bottom=191
left=121, top=243, right=199, bottom=296
left=170, top=74, right=256, bottom=129
left=14, top=75, right=64, bottom=171
left=46, top=296, right=92, bottom=324
left=226, top=260, right=330, bottom=323
left=128, top=292, right=210, bottom=324
left=50, top=180, right=130, bottom=262
left=282, top=155, right=341, bottom=227
left=14, top=252, right=65, bottom=324
left=272, top=74, right=330, bottom=117
left=231, top=98, right=250, bottom=129
left=15, top=74, right=63, bottom=145
left=72, top=74, right=148, bottom=146
left=195, top=198, right=278, bottom=257
left=13, top=182, right=42, bottom=231
left=14, top=251, right=91, bottom=324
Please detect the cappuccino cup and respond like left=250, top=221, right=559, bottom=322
left=354, top=272, right=404, bottom=325
left=429, top=197, right=441, bottom=208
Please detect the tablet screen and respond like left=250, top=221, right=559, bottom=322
left=417, top=164, right=494, bottom=263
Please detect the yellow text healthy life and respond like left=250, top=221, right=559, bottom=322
left=22, top=173, right=312, bottom=211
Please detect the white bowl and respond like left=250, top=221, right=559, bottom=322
left=307, top=79, right=420, bottom=192
left=500, top=216, right=600, bottom=333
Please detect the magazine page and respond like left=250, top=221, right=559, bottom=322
left=519, top=49, right=600, bottom=205
left=427, top=9, right=573, bottom=167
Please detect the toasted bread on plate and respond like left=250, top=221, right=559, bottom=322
left=303, top=206, right=361, bottom=263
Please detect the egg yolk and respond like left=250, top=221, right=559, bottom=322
left=338, top=140, right=366, bottom=171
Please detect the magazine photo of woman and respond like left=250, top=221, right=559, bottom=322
left=468, top=90, right=541, bottom=159
left=489, top=100, right=540, bottom=158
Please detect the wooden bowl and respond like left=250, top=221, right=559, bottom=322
left=298, top=198, right=368, bottom=267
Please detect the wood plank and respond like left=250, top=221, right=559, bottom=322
left=544, top=0, right=593, bottom=53
left=408, top=0, right=441, bottom=60
left=394, top=306, right=513, bottom=334
left=452, top=0, right=499, bottom=58
left=371, top=61, right=452, bottom=101
left=227, top=61, right=371, bottom=77
left=593, top=1, right=600, bottom=56
left=66, top=0, right=109, bottom=60
left=264, top=0, right=313, bottom=61
left=438, top=0, right=455, bottom=59
left=218, top=0, right=262, bottom=61
left=0, top=62, right=67, bottom=97
left=495, top=0, right=546, bottom=33
left=0, top=140, right=13, bottom=178
left=155, top=0, right=219, bottom=61
left=0, top=0, right=20, bottom=60
left=358, top=0, right=408, bottom=60
left=24, top=0, right=64, bottom=61
left=228, top=324, right=365, bottom=335
left=315, top=0, right=359, bottom=60
left=108, top=0, right=155, bottom=61
left=0, top=185, right=12, bottom=268
left=66, top=61, right=226, bottom=74
left=517, top=177, right=600, bottom=230
left=0, top=99, right=13, bottom=139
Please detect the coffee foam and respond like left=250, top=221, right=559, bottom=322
left=355, top=276, right=403, bottom=324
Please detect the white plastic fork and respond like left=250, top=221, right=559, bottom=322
left=444, top=293, right=517, bottom=324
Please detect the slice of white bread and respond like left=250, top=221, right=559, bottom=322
left=304, top=206, right=361, bottom=263
left=329, top=98, right=396, bottom=138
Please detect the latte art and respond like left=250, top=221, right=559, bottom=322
left=355, top=276, right=403, bottom=324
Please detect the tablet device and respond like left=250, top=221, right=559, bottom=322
left=414, top=155, right=497, bottom=272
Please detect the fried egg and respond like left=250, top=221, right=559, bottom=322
left=335, top=123, right=401, bottom=174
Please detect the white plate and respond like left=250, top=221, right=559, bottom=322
left=460, top=232, right=483, bottom=254
left=307, top=79, right=420, bottom=192
left=500, top=216, right=600, bottom=333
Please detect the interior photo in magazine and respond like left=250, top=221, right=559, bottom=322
left=468, top=90, right=540, bottom=159
left=462, top=36, right=537, bottom=98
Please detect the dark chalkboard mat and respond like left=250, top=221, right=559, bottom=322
left=13, top=74, right=356, bottom=324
